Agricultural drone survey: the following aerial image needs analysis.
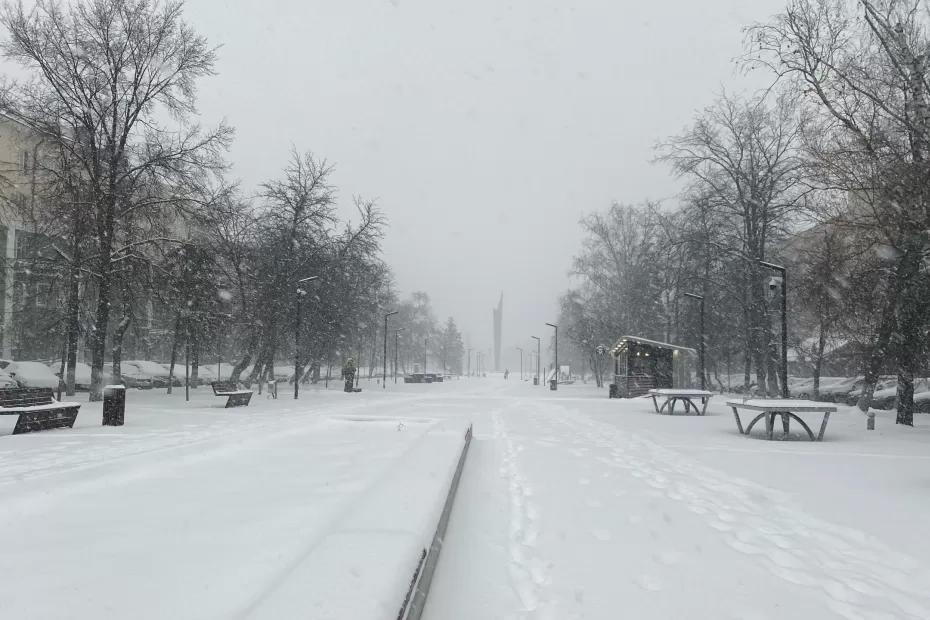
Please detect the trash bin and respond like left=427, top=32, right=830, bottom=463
left=103, top=384, right=126, bottom=426
left=533, top=377, right=539, bottom=386
left=549, top=379, right=557, bottom=391
left=608, top=383, right=619, bottom=399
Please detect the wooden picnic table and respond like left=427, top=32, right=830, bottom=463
left=727, top=399, right=837, bottom=441
left=648, top=389, right=714, bottom=416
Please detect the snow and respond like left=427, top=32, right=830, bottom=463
left=728, top=398, right=838, bottom=410
left=6, top=361, right=60, bottom=388
left=0, top=386, right=470, bottom=619
left=4, top=378, right=930, bottom=619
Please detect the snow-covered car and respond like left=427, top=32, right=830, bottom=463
left=123, top=360, right=174, bottom=388
left=0, top=358, right=12, bottom=369
left=843, top=376, right=897, bottom=406
left=0, top=368, right=17, bottom=388
left=870, top=378, right=930, bottom=410
left=47, top=361, right=93, bottom=390
left=6, top=361, right=61, bottom=389
left=815, top=377, right=865, bottom=402
left=104, top=363, right=153, bottom=389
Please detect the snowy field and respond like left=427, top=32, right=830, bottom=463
left=3, top=378, right=930, bottom=619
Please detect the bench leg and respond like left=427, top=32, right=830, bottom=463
left=732, top=407, right=745, bottom=434
left=651, top=395, right=660, bottom=413
left=701, top=396, right=709, bottom=416
left=782, top=412, right=791, bottom=438
left=817, top=411, right=831, bottom=441
left=765, top=412, right=775, bottom=440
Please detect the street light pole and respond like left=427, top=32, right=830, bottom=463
left=545, top=323, right=558, bottom=390
left=394, top=327, right=405, bottom=383
left=759, top=260, right=789, bottom=398
left=516, top=347, right=524, bottom=380
left=531, top=336, right=540, bottom=386
left=683, top=292, right=705, bottom=391
left=383, top=311, right=398, bottom=389
left=467, top=348, right=472, bottom=377
left=294, top=275, right=319, bottom=400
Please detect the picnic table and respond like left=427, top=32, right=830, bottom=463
left=727, top=399, right=837, bottom=441
left=648, top=389, right=713, bottom=415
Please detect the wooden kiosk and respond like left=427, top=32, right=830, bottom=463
left=608, top=336, right=697, bottom=398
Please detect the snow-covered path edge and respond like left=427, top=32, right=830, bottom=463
left=245, top=419, right=473, bottom=620
left=401, top=424, right=473, bottom=620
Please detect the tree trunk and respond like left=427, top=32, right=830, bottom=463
left=111, top=313, right=132, bottom=387
left=813, top=322, right=827, bottom=399
left=190, top=335, right=200, bottom=387
left=167, top=314, right=182, bottom=395
left=856, top=246, right=920, bottom=424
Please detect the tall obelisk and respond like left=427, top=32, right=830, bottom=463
left=493, top=293, right=503, bottom=371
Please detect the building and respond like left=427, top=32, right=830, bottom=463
left=608, top=335, right=696, bottom=398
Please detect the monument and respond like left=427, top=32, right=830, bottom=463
left=493, top=293, right=503, bottom=371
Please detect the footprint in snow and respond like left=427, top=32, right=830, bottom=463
left=636, top=574, right=663, bottom=592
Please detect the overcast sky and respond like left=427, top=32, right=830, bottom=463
left=185, top=0, right=784, bottom=368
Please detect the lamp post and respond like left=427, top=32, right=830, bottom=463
left=759, top=260, right=788, bottom=398
left=383, top=310, right=397, bottom=388
left=683, top=292, right=705, bottom=391
left=531, top=336, right=541, bottom=386
left=516, top=347, right=524, bottom=380
left=467, top=348, right=472, bottom=377
left=294, top=276, right=319, bottom=400
left=394, top=327, right=405, bottom=383
left=545, top=323, right=558, bottom=390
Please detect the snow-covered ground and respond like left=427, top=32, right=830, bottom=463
left=422, top=379, right=930, bottom=620
left=3, top=377, right=930, bottom=619
left=0, top=384, right=470, bottom=619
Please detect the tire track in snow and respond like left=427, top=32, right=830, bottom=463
left=534, top=403, right=930, bottom=620
left=493, top=408, right=553, bottom=618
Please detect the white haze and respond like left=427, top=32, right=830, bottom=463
left=186, top=0, right=783, bottom=369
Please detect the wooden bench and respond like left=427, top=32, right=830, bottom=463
left=648, top=389, right=713, bottom=415
left=0, top=388, right=80, bottom=435
left=210, top=381, right=253, bottom=408
left=727, top=399, right=837, bottom=441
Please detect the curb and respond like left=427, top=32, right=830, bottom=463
left=399, top=424, right=473, bottom=620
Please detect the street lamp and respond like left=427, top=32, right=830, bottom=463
left=394, top=327, right=405, bottom=383
left=531, top=336, right=541, bottom=386
left=516, top=347, right=524, bottom=380
left=759, top=260, right=788, bottom=398
left=467, top=347, right=472, bottom=377
left=295, top=275, right=319, bottom=399
left=683, top=292, right=705, bottom=391
left=383, top=310, right=398, bottom=389
left=545, top=323, right=558, bottom=390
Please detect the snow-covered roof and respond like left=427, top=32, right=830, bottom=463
left=610, top=336, right=697, bottom=358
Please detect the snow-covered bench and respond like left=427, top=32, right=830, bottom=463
left=727, top=399, right=837, bottom=441
left=210, top=381, right=253, bottom=408
left=648, top=389, right=713, bottom=415
left=0, top=388, right=80, bottom=435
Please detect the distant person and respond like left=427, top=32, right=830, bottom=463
left=342, top=358, right=357, bottom=393
left=504, top=369, right=510, bottom=379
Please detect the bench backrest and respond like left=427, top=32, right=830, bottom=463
left=211, top=381, right=239, bottom=393
left=0, top=387, right=55, bottom=407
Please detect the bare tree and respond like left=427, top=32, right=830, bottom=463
left=748, top=0, right=930, bottom=425
left=0, top=0, right=230, bottom=399
left=658, top=90, right=809, bottom=396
